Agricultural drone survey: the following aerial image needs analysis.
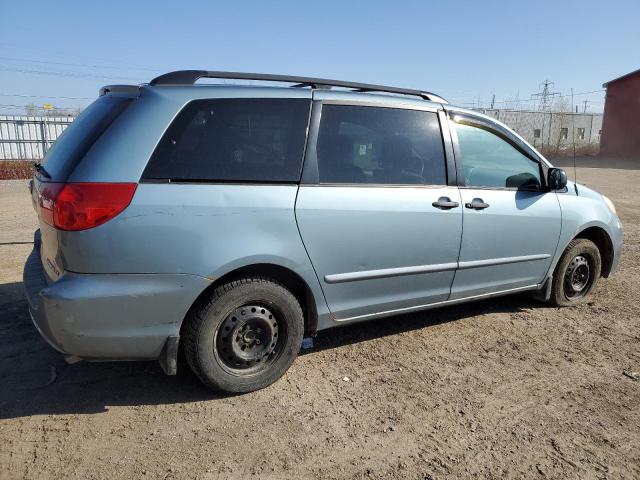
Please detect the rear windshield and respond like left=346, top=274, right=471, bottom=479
left=142, top=98, right=311, bottom=183
left=42, top=95, right=132, bottom=181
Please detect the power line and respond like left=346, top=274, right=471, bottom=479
left=0, top=55, right=161, bottom=73
left=531, top=80, right=560, bottom=111
left=0, top=66, right=142, bottom=82
left=0, top=103, right=78, bottom=111
left=0, top=93, right=93, bottom=100
left=448, top=89, right=605, bottom=109
left=0, top=42, right=166, bottom=71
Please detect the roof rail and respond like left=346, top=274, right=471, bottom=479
left=148, top=70, right=447, bottom=103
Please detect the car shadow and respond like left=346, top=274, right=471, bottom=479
left=302, top=294, right=544, bottom=355
left=0, top=280, right=548, bottom=419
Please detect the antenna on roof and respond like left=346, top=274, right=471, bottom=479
left=570, top=88, right=579, bottom=194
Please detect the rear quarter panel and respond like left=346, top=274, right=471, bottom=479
left=58, top=184, right=330, bottom=323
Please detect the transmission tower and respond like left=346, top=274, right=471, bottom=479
left=531, top=79, right=560, bottom=111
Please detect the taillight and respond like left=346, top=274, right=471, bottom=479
left=37, top=182, right=137, bottom=231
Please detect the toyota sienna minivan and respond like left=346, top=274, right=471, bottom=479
left=24, top=70, right=623, bottom=393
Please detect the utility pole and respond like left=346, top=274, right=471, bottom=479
left=490, top=94, right=495, bottom=109
left=531, top=79, right=560, bottom=112
left=582, top=99, right=589, bottom=113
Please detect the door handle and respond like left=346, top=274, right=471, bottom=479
left=465, top=198, right=490, bottom=210
left=432, top=196, right=460, bottom=210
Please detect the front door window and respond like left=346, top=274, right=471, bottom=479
left=454, top=122, right=542, bottom=190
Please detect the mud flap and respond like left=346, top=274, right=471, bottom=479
left=529, top=276, right=553, bottom=302
left=158, top=335, right=179, bottom=375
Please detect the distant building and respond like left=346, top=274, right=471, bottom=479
left=601, top=68, right=640, bottom=157
left=475, top=109, right=602, bottom=156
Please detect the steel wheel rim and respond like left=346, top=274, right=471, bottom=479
left=564, top=254, right=593, bottom=299
left=215, top=304, right=280, bottom=373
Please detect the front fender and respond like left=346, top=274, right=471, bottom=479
left=548, top=188, right=623, bottom=277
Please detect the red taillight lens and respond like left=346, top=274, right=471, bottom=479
left=38, top=182, right=137, bottom=231
left=38, top=182, right=64, bottom=226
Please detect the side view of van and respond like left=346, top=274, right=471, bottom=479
left=24, top=71, right=623, bottom=393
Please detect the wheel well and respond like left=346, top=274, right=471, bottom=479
left=575, top=227, right=614, bottom=277
left=183, top=263, right=318, bottom=336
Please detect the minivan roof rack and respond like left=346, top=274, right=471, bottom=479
left=148, top=70, right=448, bottom=103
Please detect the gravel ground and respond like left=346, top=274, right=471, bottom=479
left=0, top=160, right=639, bottom=480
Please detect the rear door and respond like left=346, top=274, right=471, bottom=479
left=295, top=100, right=462, bottom=321
left=448, top=113, right=562, bottom=299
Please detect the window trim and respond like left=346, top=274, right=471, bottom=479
left=300, top=101, right=453, bottom=187
left=319, top=98, right=440, bottom=113
left=560, top=127, right=569, bottom=140
left=140, top=178, right=300, bottom=186
left=447, top=112, right=549, bottom=191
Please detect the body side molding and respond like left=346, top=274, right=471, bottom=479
left=324, top=262, right=458, bottom=284
left=325, top=254, right=551, bottom=284
left=458, top=254, right=551, bottom=270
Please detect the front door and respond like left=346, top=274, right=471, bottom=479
left=448, top=115, right=562, bottom=299
left=296, top=102, right=462, bottom=320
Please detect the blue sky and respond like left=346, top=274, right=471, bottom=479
left=1, top=0, right=638, bottom=114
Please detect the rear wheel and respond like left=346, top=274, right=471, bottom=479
left=183, top=276, right=304, bottom=393
left=550, top=238, right=601, bottom=307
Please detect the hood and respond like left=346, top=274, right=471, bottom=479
left=567, top=180, right=605, bottom=201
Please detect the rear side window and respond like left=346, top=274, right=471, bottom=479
left=316, top=105, right=446, bottom=185
left=142, top=98, right=311, bottom=182
left=42, top=95, right=132, bottom=181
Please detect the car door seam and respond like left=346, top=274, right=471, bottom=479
left=293, top=185, right=334, bottom=318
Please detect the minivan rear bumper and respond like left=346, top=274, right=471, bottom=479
left=23, top=231, right=211, bottom=361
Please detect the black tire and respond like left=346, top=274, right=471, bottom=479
left=183, top=276, right=304, bottom=393
left=550, top=238, right=601, bottom=307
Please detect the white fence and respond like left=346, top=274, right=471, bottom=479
left=0, top=115, right=75, bottom=160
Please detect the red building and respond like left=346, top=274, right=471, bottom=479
left=600, top=68, right=640, bottom=157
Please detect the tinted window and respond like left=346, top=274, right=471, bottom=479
left=42, top=95, right=131, bottom=181
left=316, top=105, right=446, bottom=185
left=455, top=122, right=541, bottom=190
left=143, top=98, right=310, bottom=182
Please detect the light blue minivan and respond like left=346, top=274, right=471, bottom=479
left=24, top=71, right=623, bottom=392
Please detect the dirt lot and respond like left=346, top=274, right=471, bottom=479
left=1, top=159, right=639, bottom=479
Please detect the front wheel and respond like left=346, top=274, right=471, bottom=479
left=183, top=276, right=304, bottom=393
left=550, top=238, right=602, bottom=307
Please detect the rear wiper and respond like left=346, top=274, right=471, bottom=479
left=33, top=162, right=51, bottom=179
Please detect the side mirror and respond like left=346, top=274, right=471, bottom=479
left=548, top=168, right=567, bottom=190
